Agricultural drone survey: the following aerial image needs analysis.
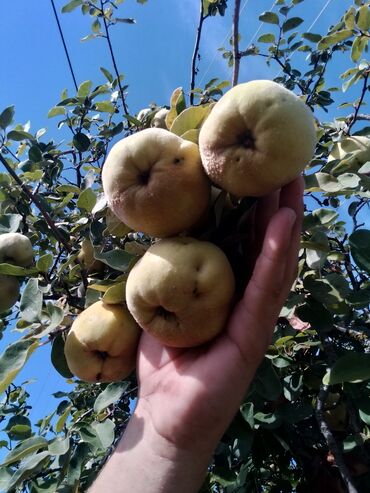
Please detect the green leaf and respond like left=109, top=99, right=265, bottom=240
left=73, top=132, right=90, bottom=152
left=323, top=352, right=370, bottom=385
left=180, top=129, right=200, bottom=144
left=356, top=5, right=370, bottom=31
left=94, top=248, right=134, bottom=272
left=302, top=32, right=322, bottom=43
left=304, top=172, right=341, bottom=192
left=0, top=106, right=15, bottom=130
left=102, top=282, right=126, bottom=304
left=94, top=101, right=115, bottom=113
left=92, top=419, right=115, bottom=449
left=20, top=278, right=43, bottom=323
left=2, top=436, right=48, bottom=466
left=0, top=338, right=39, bottom=395
left=344, top=7, right=356, bottom=29
left=240, top=402, right=254, bottom=428
left=342, top=69, right=364, bottom=92
left=170, top=105, right=212, bottom=136
left=304, top=275, right=349, bottom=314
left=100, top=67, right=113, bottom=82
left=36, top=253, right=54, bottom=273
left=0, top=214, right=22, bottom=233
left=318, top=29, right=353, bottom=50
left=61, top=0, right=83, bottom=13
left=48, top=436, right=70, bottom=456
left=347, top=288, right=370, bottom=308
left=92, top=18, right=101, bottom=33
left=349, top=229, right=370, bottom=274
left=358, top=398, right=370, bottom=425
left=303, top=207, right=339, bottom=231
left=259, top=11, right=279, bottom=24
left=258, top=33, right=276, bottom=43
left=115, top=17, right=136, bottom=24
left=6, top=451, right=50, bottom=491
left=47, top=106, right=66, bottom=118
left=343, top=434, right=364, bottom=452
left=56, top=184, right=81, bottom=194
left=296, top=300, right=333, bottom=332
left=42, top=303, right=65, bottom=333
left=78, top=80, right=92, bottom=98
left=254, top=358, right=282, bottom=400
left=7, top=130, right=34, bottom=141
left=282, top=17, right=303, bottom=33
left=51, top=333, right=74, bottom=378
left=55, top=404, right=72, bottom=433
left=77, top=188, right=97, bottom=212
left=28, top=145, right=42, bottom=163
left=94, top=381, right=130, bottom=413
left=337, top=172, right=361, bottom=188
left=351, top=36, right=368, bottom=63
left=254, top=411, right=282, bottom=429
left=64, top=442, right=90, bottom=487
left=0, top=263, right=37, bottom=276
left=0, top=468, right=13, bottom=493
left=23, top=169, right=43, bottom=182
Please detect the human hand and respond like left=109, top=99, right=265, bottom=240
left=134, top=176, right=304, bottom=453
left=90, top=176, right=304, bottom=493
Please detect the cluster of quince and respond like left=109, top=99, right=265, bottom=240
left=64, top=80, right=317, bottom=383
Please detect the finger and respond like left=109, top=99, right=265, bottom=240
left=241, top=191, right=280, bottom=284
left=254, top=190, right=280, bottom=244
left=227, top=207, right=297, bottom=363
left=279, top=176, right=304, bottom=283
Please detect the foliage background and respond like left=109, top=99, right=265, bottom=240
left=0, top=0, right=370, bottom=491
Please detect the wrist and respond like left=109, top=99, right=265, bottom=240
left=136, top=396, right=216, bottom=452
left=131, top=398, right=215, bottom=469
left=90, top=399, right=213, bottom=493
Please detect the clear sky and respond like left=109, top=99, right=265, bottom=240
left=0, top=0, right=362, bottom=425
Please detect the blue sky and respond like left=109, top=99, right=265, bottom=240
left=0, top=0, right=364, bottom=427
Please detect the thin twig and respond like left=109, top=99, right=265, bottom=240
left=345, top=113, right=370, bottom=122
left=0, top=153, right=72, bottom=253
left=190, top=1, right=208, bottom=105
left=346, top=72, right=369, bottom=134
left=50, top=0, right=78, bottom=91
left=316, top=383, right=358, bottom=493
left=100, top=0, right=130, bottom=118
left=232, top=0, right=241, bottom=87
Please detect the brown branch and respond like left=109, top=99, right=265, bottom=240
left=0, top=152, right=72, bottom=253
left=346, top=71, right=369, bottom=134
left=99, top=0, right=130, bottom=119
left=345, top=113, right=370, bottom=123
left=316, top=383, right=358, bottom=493
left=190, top=1, right=208, bottom=105
left=315, top=335, right=359, bottom=493
left=232, top=0, right=241, bottom=87
left=0, top=143, right=21, bottom=163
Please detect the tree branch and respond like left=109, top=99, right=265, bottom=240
left=232, top=0, right=241, bottom=87
left=190, top=1, right=208, bottom=105
left=99, top=0, right=130, bottom=119
left=0, top=153, right=72, bottom=253
left=345, top=113, right=370, bottom=123
left=316, top=382, right=358, bottom=493
left=346, top=71, right=369, bottom=134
